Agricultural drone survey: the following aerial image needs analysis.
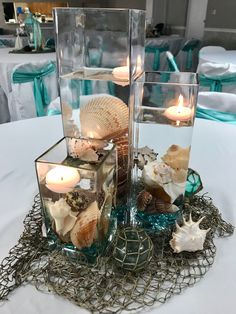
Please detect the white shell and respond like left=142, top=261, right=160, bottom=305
left=80, top=95, right=128, bottom=140
left=170, top=214, right=210, bottom=253
left=47, top=198, right=77, bottom=236
left=142, top=160, right=186, bottom=202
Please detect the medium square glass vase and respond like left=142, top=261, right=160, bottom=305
left=35, top=137, right=117, bottom=262
left=128, top=72, right=199, bottom=232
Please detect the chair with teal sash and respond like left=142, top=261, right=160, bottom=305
left=10, top=61, right=58, bottom=120
left=198, top=62, right=236, bottom=93
left=166, top=51, right=180, bottom=72
left=196, top=91, right=236, bottom=124
left=179, top=39, right=200, bottom=71
left=145, top=43, right=169, bottom=71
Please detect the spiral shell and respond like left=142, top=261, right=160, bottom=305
left=70, top=201, right=101, bottom=249
left=137, top=190, right=152, bottom=211
left=80, top=96, right=128, bottom=140
left=162, top=145, right=190, bottom=170
left=170, top=214, right=210, bottom=253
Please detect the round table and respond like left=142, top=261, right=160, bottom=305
left=0, top=115, right=235, bottom=314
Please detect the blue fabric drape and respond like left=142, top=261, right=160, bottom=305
left=199, top=74, right=236, bottom=92
left=12, top=62, right=56, bottom=117
left=196, top=107, right=236, bottom=124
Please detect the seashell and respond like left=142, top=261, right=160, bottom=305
left=63, top=119, right=80, bottom=138
left=70, top=201, right=101, bottom=249
left=154, top=199, right=179, bottom=214
left=65, top=190, right=96, bottom=212
left=162, top=145, right=190, bottom=170
left=170, top=214, right=210, bottom=253
left=47, top=198, right=77, bottom=236
left=137, top=190, right=153, bottom=211
left=80, top=148, right=99, bottom=162
left=171, top=168, right=188, bottom=184
left=67, top=138, right=105, bottom=159
left=80, top=96, right=128, bottom=140
left=142, top=161, right=172, bottom=188
left=142, top=160, right=186, bottom=203
left=136, top=146, right=158, bottom=170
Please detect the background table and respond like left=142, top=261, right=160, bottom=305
left=0, top=35, right=28, bottom=48
left=198, top=50, right=236, bottom=68
left=0, top=116, right=235, bottom=314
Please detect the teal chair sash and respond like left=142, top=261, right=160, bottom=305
left=145, top=44, right=169, bottom=71
left=199, top=74, right=236, bottom=92
left=196, top=107, right=236, bottom=124
left=12, top=62, right=56, bottom=117
left=24, top=12, right=42, bottom=50
left=182, top=39, right=200, bottom=70
left=166, top=52, right=179, bottom=72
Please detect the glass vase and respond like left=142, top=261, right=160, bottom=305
left=53, top=7, right=145, bottom=205
left=35, top=137, right=117, bottom=262
left=129, top=72, right=199, bottom=232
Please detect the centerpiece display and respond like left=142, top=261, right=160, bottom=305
left=35, top=8, right=146, bottom=259
left=129, top=72, right=198, bottom=231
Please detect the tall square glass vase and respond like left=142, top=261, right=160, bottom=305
left=53, top=8, right=145, bottom=204
left=129, top=72, right=199, bottom=232
left=35, top=137, right=117, bottom=263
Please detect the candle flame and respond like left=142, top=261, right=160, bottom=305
left=176, top=94, right=184, bottom=126
left=126, top=57, right=130, bottom=67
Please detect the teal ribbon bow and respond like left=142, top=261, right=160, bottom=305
left=145, top=44, right=169, bottom=71
left=196, top=107, right=236, bottom=124
left=12, top=62, right=56, bottom=117
left=199, top=74, right=236, bottom=92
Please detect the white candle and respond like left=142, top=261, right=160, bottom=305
left=45, top=166, right=80, bottom=193
left=112, top=57, right=129, bottom=80
left=164, top=95, right=192, bottom=123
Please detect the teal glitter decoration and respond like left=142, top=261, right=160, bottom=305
left=185, top=168, right=203, bottom=197
left=113, top=227, right=153, bottom=272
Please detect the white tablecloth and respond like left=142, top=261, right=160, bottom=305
left=198, top=50, right=236, bottom=68
left=0, top=116, right=235, bottom=314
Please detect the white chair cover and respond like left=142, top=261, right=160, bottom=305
left=198, top=62, right=236, bottom=94
left=199, top=46, right=226, bottom=55
left=0, top=85, right=10, bottom=123
left=198, top=91, right=236, bottom=113
left=9, top=61, right=58, bottom=121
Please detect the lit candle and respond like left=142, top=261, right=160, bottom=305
left=112, top=57, right=129, bottom=80
left=164, top=95, right=192, bottom=125
left=45, top=166, right=80, bottom=193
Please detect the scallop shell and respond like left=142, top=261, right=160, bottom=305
left=80, top=96, right=128, bottom=140
left=70, top=201, right=101, bottom=249
left=137, top=190, right=153, bottom=211
left=170, top=214, right=210, bottom=253
left=162, top=145, right=190, bottom=170
left=136, top=146, right=158, bottom=170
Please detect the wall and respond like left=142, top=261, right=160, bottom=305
left=106, top=0, right=146, bottom=10
left=203, top=0, right=236, bottom=49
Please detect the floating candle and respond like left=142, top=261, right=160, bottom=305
left=46, top=166, right=80, bottom=193
left=112, top=57, right=129, bottom=80
left=164, top=95, right=192, bottom=124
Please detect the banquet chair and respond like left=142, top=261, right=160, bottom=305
left=45, top=38, right=55, bottom=49
left=166, top=51, right=180, bottom=72
left=199, top=46, right=226, bottom=55
left=196, top=91, right=236, bottom=124
left=0, top=85, right=10, bottom=123
left=9, top=61, right=58, bottom=121
left=198, top=62, right=236, bottom=93
left=177, top=39, right=200, bottom=71
left=145, top=42, right=169, bottom=71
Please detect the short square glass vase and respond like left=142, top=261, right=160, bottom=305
left=35, top=137, right=117, bottom=261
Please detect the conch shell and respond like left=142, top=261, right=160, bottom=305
left=70, top=201, right=101, bottom=249
left=47, top=198, right=77, bottom=236
left=162, top=145, right=190, bottom=170
left=80, top=95, right=128, bottom=140
left=170, top=214, right=210, bottom=253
